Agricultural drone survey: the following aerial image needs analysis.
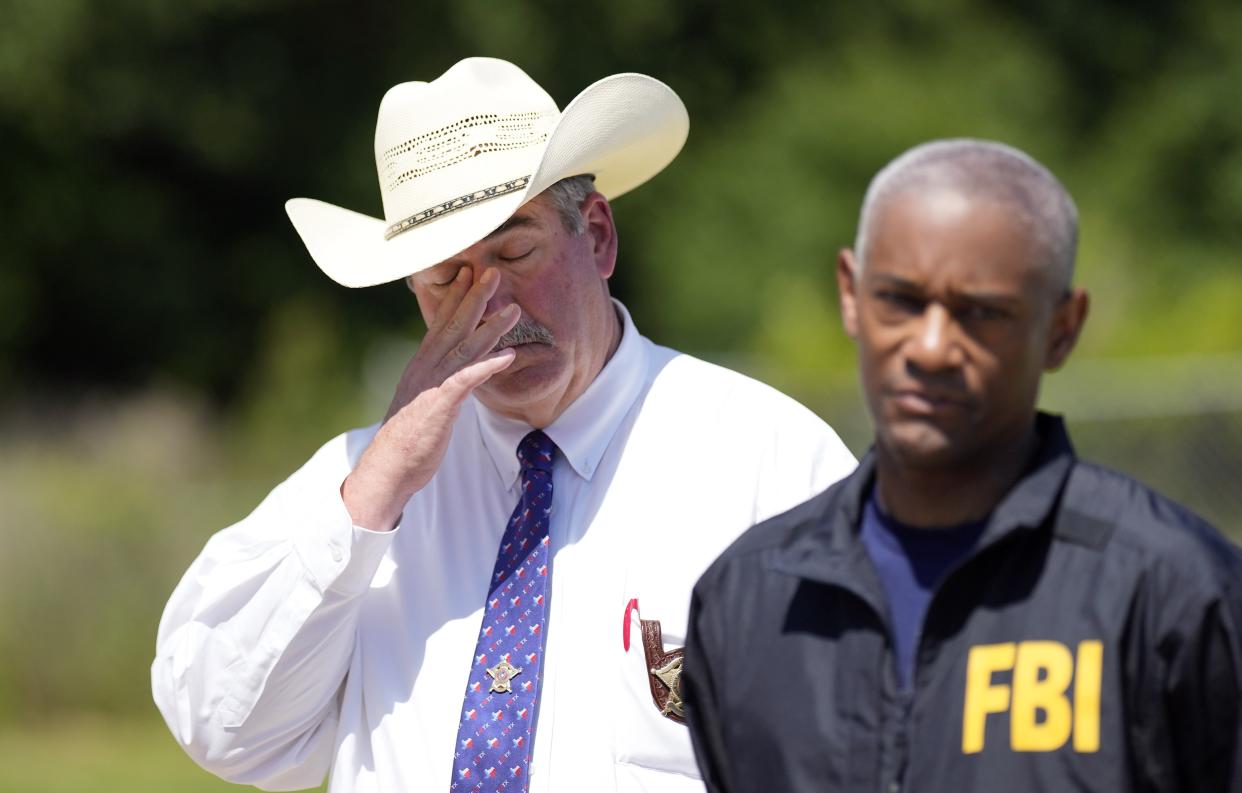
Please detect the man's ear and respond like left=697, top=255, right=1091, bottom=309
left=1044, top=287, right=1089, bottom=370
left=837, top=249, right=861, bottom=340
left=581, top=192, right=618, bottom=279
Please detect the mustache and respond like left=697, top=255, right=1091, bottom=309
left=492, top=317, right=554, bottom=351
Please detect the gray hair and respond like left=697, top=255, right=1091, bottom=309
left=855, top=139, right=1078, bottom=289
left=542, top=174, right=596, bottom=235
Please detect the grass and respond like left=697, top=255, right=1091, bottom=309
left=0, top=715, right=325, bottom=793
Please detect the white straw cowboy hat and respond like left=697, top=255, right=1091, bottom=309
left=285, top=57, right=689, bottom=288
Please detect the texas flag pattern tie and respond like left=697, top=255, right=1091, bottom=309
left=450, top=430, right=556, bottom=792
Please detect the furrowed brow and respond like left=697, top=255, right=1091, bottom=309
left=871, top=274, right=923, bottom=291
left=872, top=274, right=1021, bottom=308
left=419, top=214, right=543, bottom=279
left=484, top=214, right=540, bottom=240
left=946, top=288, right=1024, bottom=308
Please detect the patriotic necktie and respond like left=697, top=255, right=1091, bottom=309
left=450, top=430, right=556, bottom=792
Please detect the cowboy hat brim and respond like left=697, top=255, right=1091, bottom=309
left=286, top=72, right=689, bottom=288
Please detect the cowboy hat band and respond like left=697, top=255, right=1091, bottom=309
left=285, top=57, right=689, bottom=288
left=384, top=175, right=531, bottom=241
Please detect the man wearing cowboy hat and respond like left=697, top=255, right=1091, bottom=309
left=152, top=58, right=855, bottom=793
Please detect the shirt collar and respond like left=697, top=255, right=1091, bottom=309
left=474, top=299, right=647, bottom=492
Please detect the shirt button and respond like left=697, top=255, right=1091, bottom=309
left=889, top=781, right=901, bottom=793
left=330, top=544, right=343, bottom=563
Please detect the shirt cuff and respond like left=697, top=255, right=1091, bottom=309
left=290, top=477, right=399, bottom=598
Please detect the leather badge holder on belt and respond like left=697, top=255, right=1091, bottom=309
left=641, top=617, right=686, bottom=724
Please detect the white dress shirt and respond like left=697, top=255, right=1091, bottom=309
left=153, top=302, right=856, bottom=793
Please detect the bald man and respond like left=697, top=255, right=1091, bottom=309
left=683, top=139, right=1242, bottom=793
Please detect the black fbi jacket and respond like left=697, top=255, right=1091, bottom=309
left=684, top=413, right=1242, bottom=793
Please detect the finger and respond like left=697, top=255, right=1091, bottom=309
left=448, top=302, right=521, bottom=366
left=449, top=266, right=501, bottom=335
left=427, top=268, right=501, bottom=358
left=441, top=348, right=517, bottom=400
left=383, top=344, right=514, bottom=423
left=426, top=267, right=475, bottom=330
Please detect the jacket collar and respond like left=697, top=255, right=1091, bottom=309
left=770, top=412, right=1078, bottom=591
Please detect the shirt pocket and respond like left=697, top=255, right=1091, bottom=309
left=613, top=604, right=701, bottom=783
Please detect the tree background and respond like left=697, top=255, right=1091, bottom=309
left=2, top=1, right=1241, bottom=790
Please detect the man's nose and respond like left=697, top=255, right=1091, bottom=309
left=905, top=303, right=962, bottom=372
left=475, top=267, right=515, bottom=320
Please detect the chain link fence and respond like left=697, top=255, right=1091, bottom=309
left=800, top=353, right=1242, bottom=545
left=1040, top=353, right=1242, bottom=543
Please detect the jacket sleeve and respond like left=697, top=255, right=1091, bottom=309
left=1164, top=566, right=1242, bottom=791
left=1128, top=535, right=1242, bottom=792
left=151, top=430, right=395, bottom=791
left=683, top=581, right=733, bottom=793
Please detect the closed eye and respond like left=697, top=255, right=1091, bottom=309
left=432, top=272, right=460, bottom=287
left=499, top=248, right=534, bottom=263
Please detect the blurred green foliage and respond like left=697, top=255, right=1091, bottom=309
left=4, top=0, right=1242, bottom=402
left=2, top=3, right=1242, bottom=789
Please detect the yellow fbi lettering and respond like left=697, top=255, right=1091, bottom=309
left=962, top=641, right=1103, bottom=754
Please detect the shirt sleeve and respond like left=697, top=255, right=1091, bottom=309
left=151, top=429, right=395, bottom=791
